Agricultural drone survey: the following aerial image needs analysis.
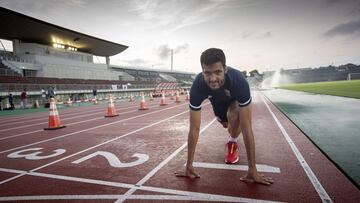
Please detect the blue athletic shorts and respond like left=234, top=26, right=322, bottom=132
left=212, top=99, right=236, bottom=123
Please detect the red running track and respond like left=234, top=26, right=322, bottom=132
left=0, top=92, right=358, bottom=202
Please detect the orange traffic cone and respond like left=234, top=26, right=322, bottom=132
left=44, top=98, right=66, bottom=130
left=105, top=95, right=119, bottom=117
left=160, top=92, right=167, bottom=106
left=170, top=92, right=175, bottom=100
left=139, top=95, right=149, bottom=110
left=185, top=90, right=190, bottom=101
left=175, top=91, right=181, bottom=103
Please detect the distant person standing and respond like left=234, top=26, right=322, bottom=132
left=8, top=93, right=14, bottom=110
left=41, top=88, right=46, bottom=104
left=0, top=96, right=2, bottom=111
left=92, top=89, right=97, bottom=99
left=47, top=86, right=55, bottom=99
left=20, top=88, right=28, bottom=109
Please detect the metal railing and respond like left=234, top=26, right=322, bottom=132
left=0, top=82, right=157, bottom=94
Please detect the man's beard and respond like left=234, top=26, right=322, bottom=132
left=206, top=78, right=225, bottom=90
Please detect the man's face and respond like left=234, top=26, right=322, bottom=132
left=202, top=62, right=226, bottom=90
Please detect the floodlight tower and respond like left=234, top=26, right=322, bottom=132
left=170, top=48, right=173, bottom=72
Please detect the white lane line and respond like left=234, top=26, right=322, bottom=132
left=0, top=195, right=212, bottom=202
left=260, top=92, right=332, bottom=203
left=0, top=99, right=159, bottom=125
left=0, top=100, right=146, bottom=128
left=0, top=103, right=187, bottom=154
left=0, top=167, right=134, bottom=189
left=0, top=100, right=122, bottom=124
left=0, top=103, right=151, bottom=132
left=139, top=184, right=282, bottom=203
left=0, top=130, right=43, bottom=141
left=116, top=117, right=280, bottom=203
left=30, top=110, right=189, bottom=172
left=0, top=105, right=190, bottom=185
left=31, top=170, right=134, bottom=189
left=0, top=104, right=111, bottom=127
left=0, top=167, right=27, bottom=174
left=116, top=118, right=217, bottom=202
left=0, top=103, right=160, bottom=141
left=0, top=194, right=279, bottom=202
left=0, top=194, right=278, bottom=202
left=0, top=103, right=281, bottom=202
left=0, top=122, right=47, bottom=132
left=0, top=168, right=282, bottom=203
left=0, top=173, right=26, bottom=185
left=0, top=105, right=106, bottom=128
left=138, top=119, right=217, bottom=186
left=192, top=162, right=281, bottom=173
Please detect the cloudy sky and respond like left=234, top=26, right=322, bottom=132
left=1, top=0, right=360, bottom=73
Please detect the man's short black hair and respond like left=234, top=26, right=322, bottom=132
left=200, top=48, right=226, bottom=68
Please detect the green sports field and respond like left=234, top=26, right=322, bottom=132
left=279, top=80, right=360, bottom=99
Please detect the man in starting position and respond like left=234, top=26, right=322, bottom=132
left=175, top=48, right=273, bottom=185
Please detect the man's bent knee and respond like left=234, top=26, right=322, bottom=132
left=228, top=125, right=241, bottom=136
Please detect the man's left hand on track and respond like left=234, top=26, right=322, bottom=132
left=174, top=165, right=200, bottom=179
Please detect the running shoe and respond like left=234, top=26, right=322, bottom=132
left=225, top=141, right=239, bottom=164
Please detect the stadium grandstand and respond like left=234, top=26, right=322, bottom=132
left=0, top=7, right=195, bottom=108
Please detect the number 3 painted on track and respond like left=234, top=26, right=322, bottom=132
left=7, top=148, right=66, bottom=160
left=72, top=151, right=149, bottom=168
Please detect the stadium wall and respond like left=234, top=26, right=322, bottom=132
left=10, top=42, right=124, bottom=80
left=34, top=55, right=121, bottom=80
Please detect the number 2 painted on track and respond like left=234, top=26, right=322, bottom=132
left=7, top=148, right=149, bottom=168
left=72, top=151, right=149, bottom=168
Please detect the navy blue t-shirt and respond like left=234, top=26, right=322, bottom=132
left=189, top=67, right=252, bottom=111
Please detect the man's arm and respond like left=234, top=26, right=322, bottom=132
left=239, top=103, right=274, bottom=185
left=175, top=109, right=201, bottom=179
left=239, top=104, right=256, bottom=170
left=187, top=109, right=201, bottom=167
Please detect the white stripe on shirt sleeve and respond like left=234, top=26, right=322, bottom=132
left=239, top=96, right=252, bottom=107
left=189, top=103, right=202, bottom=110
